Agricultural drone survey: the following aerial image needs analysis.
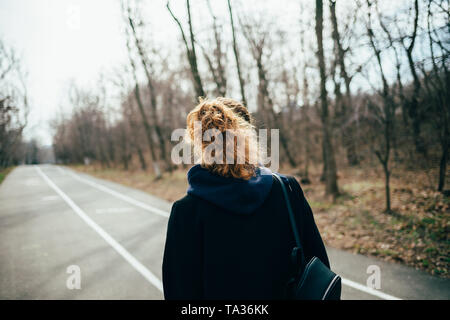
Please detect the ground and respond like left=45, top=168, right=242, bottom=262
left=69, top=163, right=449, bottom=278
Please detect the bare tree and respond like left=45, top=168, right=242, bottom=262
left=111, top=65, right=148, bottom=171
left=125, top=96, right=147, bottom=171
left=422, top=0, right=449, bottom=191
left=121, top=3, right=161, bottom=178
left=116, top=120, right=132, bottom=170
left=365, top=0, right=397, bottom=213
left=240, top=16, right=297, bottom=167
left=0, top=39, right=29, bottom=168
left=316, top=0, right=339, bottom=199
left=298, top=3, right=313, bottom=183
left=397, top=0, right=427, bottom=157
left=198, top=0, right=227, bottom=97
left=124, top=1, right=171, bottom=173
left=329, top=0, right=359, bottom=166
left=167, top=0, right=205, bottom=98
left=227, top=0, right=247, bottom=107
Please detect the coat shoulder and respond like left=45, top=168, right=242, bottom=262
left=283, top=175, right=305, bottom=195
left=173, top=193, right=198, bottom=208
left=170, top=194, right=200, bottom=219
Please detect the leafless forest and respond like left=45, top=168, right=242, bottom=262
left=1, top=0, right=449, bottom=214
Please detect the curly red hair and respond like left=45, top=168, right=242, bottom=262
left=186, top=98, right=258, bottom=180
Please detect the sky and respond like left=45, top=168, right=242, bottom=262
left=0, top=0, right=130, bottom=145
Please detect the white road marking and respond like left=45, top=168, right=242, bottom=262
left=62, top=168, right=169, bottom=218
left=56, top=165, right=403, bottom=300
left=342, top=278, right=401, bottom=300
left=35, top=166, right=163, bottom=293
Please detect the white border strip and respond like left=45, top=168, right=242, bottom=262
left=58, top=166, right=403, bottom=300
left=35, top=166, right=163, bottom=293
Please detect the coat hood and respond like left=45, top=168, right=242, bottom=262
left=187, top=164, right=273, bottom=214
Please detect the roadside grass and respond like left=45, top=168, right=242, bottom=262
left=0, top=167, right=14, bottom=185
left=70, top=163, right=449, bottom=278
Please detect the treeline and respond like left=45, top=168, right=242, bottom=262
left=0, top=38, right=31, bottom=167
left=52, top=0, right=449, bottom=212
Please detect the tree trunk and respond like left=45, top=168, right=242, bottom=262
left=136, top=145, right=147, bottom=171
left=301, top=86, right=311, bottom=183
left=127, top=13, right=171, bottom=172
left=227, top=0, right=247, bottom=107
left=186, top=0, right=205, bottom=98
left=256, top=57, right=296, bottom=167
left=316, top=0, right=339, bottom=199
left=167, top=1, right=205, bottom=98
left=367, top=0, right=394, bottom=213
left=329, top=0, right=359, bottom=166
left=403, top=0, right=427, bottom=157
left=122, top=2, right=161, bottom=178
left=299, top=6, right=311, bottom=183
left=126, top=100, right=147, bottom=171
left=133, top=84, right=160, bottom=177
left=206, top=0, right=227, bottom=97
left=384, top=163, right=391, bottom=213
left=438, top=141, right=448, bottom=192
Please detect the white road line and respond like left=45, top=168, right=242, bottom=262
left=35, top=166, right=163, bottom=293
left=62, top=168, right=169, bottom=218
left=57, top=166, right=403, bottom=300
left=342, top=278, right=401, bottom=300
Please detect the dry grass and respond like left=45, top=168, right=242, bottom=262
left=70, top=163, right=449, bottom=278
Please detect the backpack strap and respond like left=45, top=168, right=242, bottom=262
left=273, top=173, right=306, bottom=270
left=273, top=173, right=301, bottom=246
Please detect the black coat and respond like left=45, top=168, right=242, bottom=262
left=162, top=175, right=330, bottom=300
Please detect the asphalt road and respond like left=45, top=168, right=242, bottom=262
left=0, top=165, right=448, bottom=300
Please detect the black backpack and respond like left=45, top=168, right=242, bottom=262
left=273, top=173, right=341, bottom=300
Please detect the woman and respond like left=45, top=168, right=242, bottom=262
left=162, top=98, right=329, bottom=300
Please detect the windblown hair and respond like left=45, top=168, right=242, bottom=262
left=216, top=97, right=253, bottom=124
left=186, top=97, right=259, bottom=180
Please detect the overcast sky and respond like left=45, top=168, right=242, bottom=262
left=0, top=0, right=129, bottom=145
